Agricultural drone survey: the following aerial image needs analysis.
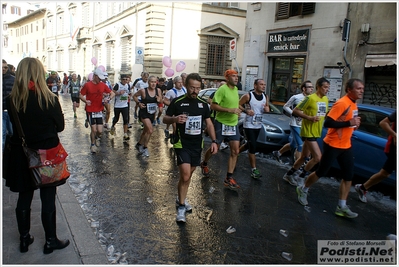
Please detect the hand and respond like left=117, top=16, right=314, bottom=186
left=139, top=103, right=146, bottom=109
left=86, top=100, right=91, bottom=106
left=310, top=116, right=320, bottom=122
left=350, top=116, right=361, bottom=128
left=210, top=142, right=218, bottom=154
left=231, top=108, right=242, bottom=115
left=246, top=109, right=255, bottom=116
left=175, top=114, right=188, bottom=124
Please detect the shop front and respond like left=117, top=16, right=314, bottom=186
left=266, top=28, right=310, bottom=107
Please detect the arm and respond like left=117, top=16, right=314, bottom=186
left=380, top=116, right=396, bottom=144
left=238, top=93, right=254, bottom=116
left=292, top=106, right=320, bottom=123
left=283, top=95, right=296, bottom=115
left=133, top=89, right=145, bottom=109
left=210, top=102, right=242, bottom=116
left=204, top=117, right=219, bottom=154
left=156, top=88, right=163, bottom=103
left=324, top=116, right=351, bottom=128
left=163, top=92, right=172, bottom=106
left=263, top=94, right=270, bottom=113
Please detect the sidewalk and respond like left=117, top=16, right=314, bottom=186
left=2, top=179, right=108, bottom=265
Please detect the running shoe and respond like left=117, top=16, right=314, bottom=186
left=152, top=120, right=156, bottom=126
left=251, top=169, right=261, bottom=179
left=74, top=113, right=77, bottom=119
left=135, top=143, right=144, bottom=154
left=176, top=206, right=186, bottom=223
left=143, top=148, right=149, bottom=157
left=95, top=137, right=101, bottom=147
left=355, top=184, right=367, bottom=203
left=103, top=123, right=108, bottom=129
left=128, top=123, right=132, bottom=128
left=164, top=129, right=170, bottom=139
left=283, top=173, right=298, bottom=186
left=220, top=142, right=229, bottom=150
left=123, top=135, right=130, bottom=142
left=224, top=177, right=240, bottom=190
left=175, top=197, right=192, bottom=212
left=272, top=150, right=282, bottom=163
left=335, top=205, right=358, bottom=218
left=90, top=144, right=97, bottom=154
left=134, top=113, right=138, bottom=120
left=157, top=118, right=161, bottom=125
left=140, top=124, right=144, bottom=130
left=200, top=162, right=210, bottom=177
left=84, top=119, right=89, bottom=128
left=110, top=127, right=116, bottom=135
left=296, top=186, right=308, bottom=206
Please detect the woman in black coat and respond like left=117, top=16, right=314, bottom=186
left=4, top=57, right=70, bottom=254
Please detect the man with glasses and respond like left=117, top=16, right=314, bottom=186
left=163, top=73, right=218, bottom=223
left=2, top=59, right=15, bottom=151
left=273, top=81, right=313, bottom=173
left=110, top=74, right=131, bottom=142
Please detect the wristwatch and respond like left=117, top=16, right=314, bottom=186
left=212, top=140, right=218, bottom=144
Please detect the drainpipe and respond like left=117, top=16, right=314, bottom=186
left=343, top=3, right=352, bottom=79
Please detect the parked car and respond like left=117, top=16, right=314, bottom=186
left=198, top=88, right=291, bottom=150
left=317, top=103, right=396, bottom=186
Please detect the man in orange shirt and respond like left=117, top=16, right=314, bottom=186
left=296, top=78, right=363, bottom=218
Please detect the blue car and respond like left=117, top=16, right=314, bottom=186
left=317, top=104, right=396, bottom=186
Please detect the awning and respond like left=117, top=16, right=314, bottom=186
left=365, top=54, right=396, bottom=67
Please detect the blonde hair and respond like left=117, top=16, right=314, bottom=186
left=10, top=57, right=57, bottom=112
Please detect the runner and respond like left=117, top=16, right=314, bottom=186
left=133, top=75, right=163, bottom=157
left=79, top=68, right=115, bottom=153
left=238, top=78, right=269, bottom=179
left=110, top=74, right=131, bottom=142
left=296, top=78, right=363, bottom=219
left=163, top=73, right=218, bottom=223
left=66, top=73, right=81, bottom=119
left=200, top=69, right=242, bottom=190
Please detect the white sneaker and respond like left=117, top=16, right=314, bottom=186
left=176, top=206, right=186, bottom=223
left=176, top=197, right=192, bottom=212
left=283, top=173, right=298, bottom=186
left=335, top=205, right=358, bottom=218
left=90, top=145, right=97, bottom=154
left=296, top=186, right=308, bottom=206
left=220, top=142, right=228, bottom=150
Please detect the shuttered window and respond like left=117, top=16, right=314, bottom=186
left=276, top=3, right=315, bottom=20
left=120, top=37, right=131, bottom=72
left=206, top=36, right=229, bottom=76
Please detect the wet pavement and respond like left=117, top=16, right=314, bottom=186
left=3, top=93, right=396, bottom=264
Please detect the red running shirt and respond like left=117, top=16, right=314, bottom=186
left=80, top=81, right=112, bottom=112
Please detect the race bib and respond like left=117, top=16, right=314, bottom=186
left=120, top=95, right=128, bottom=101
left=222, top=124, right=236, bottom=136
left=51, top=85, right=58, bottom=92
left=317, top=102, right=327, bottom=117
left=185, top=115, right=202, bottom=135
left=92, top=112, right=103, bottom=118
left=252, top=114, right=263, bottom=125
left=351, top=110, right=358, bottom=128
left=72, top=86, right=79, bottom=94
left=147, top=103, right=157, bottom=114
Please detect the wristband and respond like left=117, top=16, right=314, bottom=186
left=212, top=140, right=218, bottom=144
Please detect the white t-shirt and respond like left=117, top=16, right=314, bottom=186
left=164, top=87, right=186, bottom=102
left=113, top=82, right=130, bottom=108
left=283, top=93, right=306, bottom=127
left=134, top=80, right=148, bottom=94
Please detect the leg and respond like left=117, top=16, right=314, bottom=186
left=40, top=186, right=70, bottom=254
left=139, top=118, right=154, bottom=147
left=16, top=190, right=35, bottom=253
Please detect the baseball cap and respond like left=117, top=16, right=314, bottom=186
left=94, top=67, right=108, bottom=80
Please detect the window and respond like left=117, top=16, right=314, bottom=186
left=16, top=29, right=19, bottom=37
left=276, top=3, right=315, bottom=20
left=31, top=23, right=33, bottom=33
left=357, top=110, right=389, bottom=138
left=11, top=6, right=21, bottom=15
left=36, top=21, right=38, bottom=31
left=27, top=9, right=34, bottom=15
left=3, top=37, right=8, bottom=48
left=42, top=38, right=45, bottom=51
left=206, top=36, right=229, bottom=76
left=26, top=42, right=28, bottom=52
left=2, top=4, right=6, bottom=14
left=17, top=44, right=19, bottom=53
left=106, top=41, right=115, bottom=71
left=120, top=36, right=131, bottom=72
left=36, top=40, right=39, bottom=52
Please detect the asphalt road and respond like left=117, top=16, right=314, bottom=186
left=57, top=94, right=396, bottom=264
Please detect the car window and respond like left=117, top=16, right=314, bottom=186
left=199, top=90, right=215, bottom=102
left=358, top=110, right=388, bottom=138
left=268, top=102, right=282, bottom=114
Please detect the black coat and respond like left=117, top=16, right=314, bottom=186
left=4, top=92, right=64, bottom=192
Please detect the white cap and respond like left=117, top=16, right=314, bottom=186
left=93, top=67, right=108, bottom=80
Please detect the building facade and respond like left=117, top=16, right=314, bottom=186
left=5, top=2, right=247, bottom=86
left=242, top=2, right=396, bottom=108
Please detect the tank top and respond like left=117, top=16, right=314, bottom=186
left=243, top=91, right=266, bottom=129
left=142, top=88, right=158, bottom=115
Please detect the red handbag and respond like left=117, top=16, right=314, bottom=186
left=9, top=100, right=70, bottom=187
